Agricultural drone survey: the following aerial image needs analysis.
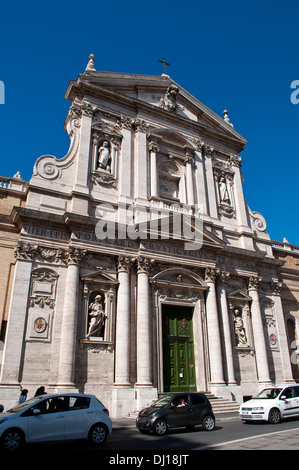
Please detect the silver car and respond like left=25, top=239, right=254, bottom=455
left=0, top=393, right=112, bottom=451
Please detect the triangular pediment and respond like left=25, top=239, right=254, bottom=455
left=81, top=269, right=118, bottom=284
left=66, top=71, right=246, bottom=146
left=227, top=289, right=252, bottom=301
left=132, top=214, right=225, bottom=251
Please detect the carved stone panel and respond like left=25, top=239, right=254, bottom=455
left=261, top=297, right=279, bottom=350
left=26, top=268, right=58, bottom=341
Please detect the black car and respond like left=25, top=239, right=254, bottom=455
left=136, top=393, right=215, bottom=435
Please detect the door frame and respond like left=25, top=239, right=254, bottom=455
left=154, top=296, right=208, bottom=393
left=161, top=304, right=196, bottom=392
left=150, top=267, right=209, bottom=394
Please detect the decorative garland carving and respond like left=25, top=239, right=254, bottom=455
left=14, top=241, right=87, bottom=266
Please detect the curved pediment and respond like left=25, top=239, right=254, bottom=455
left=150, top=267, right=207, bottom=290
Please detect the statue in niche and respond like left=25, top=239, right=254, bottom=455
left=86, top=294, right=107, bottom=339
left=97, top=141, right=111, bottom=171
left=234, top=308, right=249, bottom=346
left=218, top=176, right=231, bottom=205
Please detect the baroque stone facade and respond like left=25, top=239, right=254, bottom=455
left=0, top=56, right=298, bottom=417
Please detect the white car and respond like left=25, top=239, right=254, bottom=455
left=239, top=384, right=299, bottom=424
left=0, top=393, right=112, bottom=451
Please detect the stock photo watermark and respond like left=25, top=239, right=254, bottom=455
left=290, top=80, right=299, bottom=104
left=0, top=81, right=4, bottom=104
left=95, top=200, right=204, bottom=251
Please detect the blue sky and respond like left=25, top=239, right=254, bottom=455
left=0, top=0, right=298, bottom=244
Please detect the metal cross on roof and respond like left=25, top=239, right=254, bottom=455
left=158, top=57, right=170, bottom=74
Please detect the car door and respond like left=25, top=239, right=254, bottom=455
left=166, top=394, right=192, bottom=428
left=189, top=394, right=208, bottom=426
left=64, top=396, right=92, bottom=439
left=280, top=387, right=299, bottom=417
left=25, top=396, right=67, bottom=442
left=293, top=386, right=299, bottom=417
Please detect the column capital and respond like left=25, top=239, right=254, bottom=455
left=218, top=271, right=230, bottom=284
left=248, top=276, right=262, bottom=291
left=117, top=255, right=132, bottom=273
left=149, top=141, right=159, bottom=153
left=66, top=247, right=87, bottom=265
left=229, top=154, right=242, bottom=168
left=271, top=281, right=283, bottom=296
left=133, top=118, right=149, bottom=133
left=184, top=154, right=194, bottom=165
left=136, top=256, right=154, bottom=274
left=205, top=267, right=220, bottom=283
left=193, top=138, right=204, bottom=151
left=204, top=145, right=214, bottom=157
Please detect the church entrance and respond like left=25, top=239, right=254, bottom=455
left=162, top=305, right=196, bottom=392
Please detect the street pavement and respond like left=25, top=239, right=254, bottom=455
left=202, top=425, right=299, bottom=450
left=200, top=412, right=299, bottom=450
left=116, top=412, right=299, bottom=451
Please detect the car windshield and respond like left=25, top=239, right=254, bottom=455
left=7, top=396, right=45, bottom=413
left=150, top=395, right=173, bottom=408
left=254, top=388, right=282, bottom=399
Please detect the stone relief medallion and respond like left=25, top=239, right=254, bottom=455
left=270, top=333, right=277, bottom=346
left=34, top=317, right=47, bottom=334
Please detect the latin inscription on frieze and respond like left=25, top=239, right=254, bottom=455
left=22, top=225, right=70, bottom=240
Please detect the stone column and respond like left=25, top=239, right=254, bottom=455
left=248, top=277, right=271, bottom=385
left=230, top=155, right=248, bottom=228
left=92, top=132, right=99, bottom=171
left=204, top=146, right=218, bottom=219
left=110, top=138, right=120, bottom=177
left=72, top=107, right=93, bottom=215
left=114, top=256, right=131, bottom=386
left=0, top=258, right=32, bottom=383
left=149, top=141, right=159, bottom=199
left=57, top=248, right=83, bottom=387
left=230, top=155, right=254, bottom=250
left=205, top=268, right=224, bottom=384
left=136, top=257, right=153, bottom=386
left=119, top=121, right=133, bottom=199
left=184, top=151, right=195, bottom=206
left=217, top=272, right=236, bottom=384
left=134, top=121, right=148, bottom=203
left=272, top=282, right=294, bottom=382
left=194, top=139, right=207, bottom=215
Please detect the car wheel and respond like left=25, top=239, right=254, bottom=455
left=153, top=419, right=168, bottom=436
left=88, top=423, right=108, bottom=445
left=1, top=428, right=24, bottom=451
left=202, top=415, right=215, bottom=431
left=268, top=408, right=281, bottom=424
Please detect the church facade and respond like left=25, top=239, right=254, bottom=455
left=0, top=56, right=297, bottom=417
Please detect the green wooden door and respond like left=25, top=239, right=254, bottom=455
left=162, top=305, right=196, bottom=392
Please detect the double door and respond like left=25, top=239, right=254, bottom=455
left=162, top=305, right=196, bottom=392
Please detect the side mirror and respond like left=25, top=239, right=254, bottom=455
left=280, top=395, right=286, bottom=400
left=32, top=408, right=41, bottom=415
left=0, top=405, right=4, bottom=413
